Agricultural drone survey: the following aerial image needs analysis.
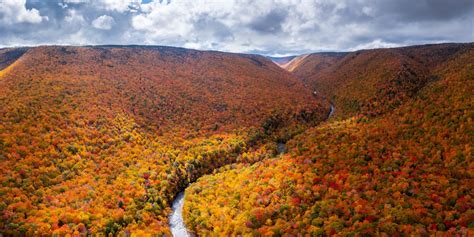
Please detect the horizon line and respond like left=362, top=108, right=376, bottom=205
left=1, top=41, right=472, bottom=58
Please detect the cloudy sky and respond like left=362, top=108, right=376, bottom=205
left=0, top=0, right=473, bottom=56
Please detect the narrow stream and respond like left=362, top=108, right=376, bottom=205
left=328, top=103, right=335, bottom=118
left=168, top=96, right=334, bottom=236
left=169, top=192, right=191, bottom=237
left=277, top=142, right=286, bottom=154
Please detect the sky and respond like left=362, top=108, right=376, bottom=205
left=0, top=0, right=473, bottom=56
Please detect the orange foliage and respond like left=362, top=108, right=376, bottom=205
left=0, top=46, right=325, bottom=235
left=183, top=45, right=473, bottom=236
left=291, top=43, right=471, bottom=119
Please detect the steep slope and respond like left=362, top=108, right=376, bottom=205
left=282, top=52, right=346, bottom=73
left=290, top=43, right=471, bottom=119
left=0, top=46, right=327, bottom=235
left=183, top=45, right=473, bottom=235
left=0, top=48, right=28, bottom=72
left=1, top=46, right=326, bottom=136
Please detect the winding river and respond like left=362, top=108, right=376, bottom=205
left=169, top=99, right=335, bottom=236
left=170, top=142, right=288, bottom=236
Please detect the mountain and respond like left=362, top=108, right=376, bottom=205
left=289, top=43, right=472, bottom=119
left=0, top=46, right=327, bottom=235
left=182, top=43, right=474, bottom=236
left=280, top=52, right=347, bottom=73
left=285, top=52, right=345, bottom=73
left=1, top=43, right=472, bottom=236
left=1, top=46, right=328, bottom=135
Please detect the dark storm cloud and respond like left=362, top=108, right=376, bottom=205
left=249, top=9, right=287, bottom=34
left=379, top=0, right=474, bottom=22
left=0, top=0, right=472, bottom=55
left=193, top=15, right=234, bottom=41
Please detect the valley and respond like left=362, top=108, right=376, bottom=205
left=0, top=43, right=472, bottom=236
left=182, top=43, right=473, bottom=236
left=0, top=45, right=326, bottom=236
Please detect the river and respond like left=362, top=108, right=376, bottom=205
left=169, top=100, right=335, bottom=236
left=328, top=103, right=334, bottom=118
left=169, top=191, right=192, bottom=237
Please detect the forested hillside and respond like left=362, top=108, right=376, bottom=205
left=184, top=44, right=473, bottom=236
left=289, top=43, right=471, bottom=119
left=280, top=53, right=346, bottom=74
left=0, top=46, right=326, bottom=235
left=1, top=43, right=472, bottom=236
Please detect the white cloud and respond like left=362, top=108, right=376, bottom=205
left=64, top=0, right=140, bottom=12
left=92, top=15, right=115, bottom=30
left=126, top=0, right=474, bottom=54
left=65, top=9, right=85, bottom=24
left=0, top=0, right=47, bottom=24
left=129, top=0, right=354, bottom=52
left=64, top=0, right=89, bottom=3
left=0, top=0, right=472, bottom=55
left=349, top=39, right=402, bottom=51
left=97, top=0, right=141, bottom=12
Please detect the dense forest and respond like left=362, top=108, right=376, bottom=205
left=0, top=43, right=472, bottom=236
left=286, top=44, right=471, bottom=119
left=184, top=44, right=473, bottom=236
left=0, top=46, right=326, bottom=235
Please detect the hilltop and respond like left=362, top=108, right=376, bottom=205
left=1, top=46, right=327, bottom=135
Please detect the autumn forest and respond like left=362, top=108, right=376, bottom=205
left=0, top=43, right=473, bottom=236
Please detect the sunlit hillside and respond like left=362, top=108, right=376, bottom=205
left=0, top=43, right=472, bottom=236
left=184, top=44, right=473, bottom=236
left=1, top=0, right=472, bottom=236
left=290, top=43, right=472, bottom=119
left=0, top=46, right=326, bottom=235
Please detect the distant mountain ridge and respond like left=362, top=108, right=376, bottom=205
left=266, top=56, right=296, bottom=66
left=279, top=43, right=473, bottom=118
